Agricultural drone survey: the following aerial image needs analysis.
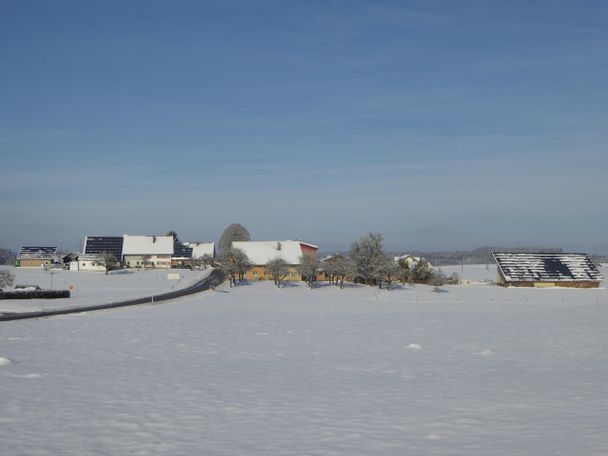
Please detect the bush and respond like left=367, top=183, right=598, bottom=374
left=0, top=269, right=15, bottom=289
left=0, top=289, right=70, bottom=300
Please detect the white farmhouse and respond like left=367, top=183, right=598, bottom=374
left=122, top=235, right=174, bottom=269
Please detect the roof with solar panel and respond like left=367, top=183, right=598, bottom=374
left=172, top=239, right=194, bottom=259
left=492, top=252, right=602, bottom=286
left=17, top=246, right=58, bottom=259
left=83, top=236, right=124, bottom=259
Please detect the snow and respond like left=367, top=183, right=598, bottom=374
left=435, top=264, right=498, bottom=282
left=185, top=241, right=215, bottom=258
left=122, top=234, right=174, bottom=255
left=1, top=268, right=607, bottom=455
left=0, top=266, right=211, bottom=313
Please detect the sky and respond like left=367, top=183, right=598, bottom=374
left=1, top=0, right=607, bottom=254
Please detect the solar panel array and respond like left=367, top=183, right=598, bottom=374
left=17, top=246, right=58, bottom=259
left=84, top=236, right=124, bottom=259
left=492, top=252, right=603, bottom=282
left=173, top=239, right=193, bottom=258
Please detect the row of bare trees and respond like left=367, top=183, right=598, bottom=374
left=212, top=233, right=440, bottom=291
left=347, top=233, right=438, bottom=289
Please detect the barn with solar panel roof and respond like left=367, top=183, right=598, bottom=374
left=492, top=252, right=603, bottom=288
left=16, top=246, right=58, bottom=268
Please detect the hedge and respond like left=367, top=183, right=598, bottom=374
left=0, top=289, right=70, bottom=300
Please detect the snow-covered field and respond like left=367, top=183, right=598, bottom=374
left=1, top=267, right=607, bottom=455
left=435, top=264, right=498, bottom=282
left=0, top=266, right=210, bottom=313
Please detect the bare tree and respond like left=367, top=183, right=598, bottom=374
left=449, top=272, right=460, bottom=284
left=166, top=230, right=179, bottom=241
left=371, top=255, right=401, bottom=289
left=430, top=270, right=446, bottom=292
left=216, top=248, right=251, bottom=287
left=0, top=248, right=17, bottom=266
left=0, top=269, right=15, bottom=289
left=219, top=223, right=251, bottom=252
left=266, top=258, right=290, bottom=288
left=298, top=253, right=319, bottom=288
left=201, top=253, right=214, bottom=269
left=322, top=255, right=356, bottom=289
left=96, top=252, right=119, bottom=275
left=350, top=233, right=385, bottom=285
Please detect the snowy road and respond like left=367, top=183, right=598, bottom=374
left=1, top=279, right=607, bottom=455
left=0, top=267, right=212, bottom=313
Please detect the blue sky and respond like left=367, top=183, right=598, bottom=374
left=1, top=0, right=607, bottom=253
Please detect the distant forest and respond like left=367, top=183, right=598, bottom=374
left=321, top=246, right=607, bottom=267
left=412, top=247, right=608, bottom=266
left=403, top=247, right=563, bottom=266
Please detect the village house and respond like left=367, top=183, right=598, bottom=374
left=82, top=235, right=124, bottom=263
left=73, top=254, right=107, bottom=272
left=393, top=254, right=432, bottom=267
left=186, top=241, right=215, bottom=259
left=122, top=235, right=174, bottom=269
left=171, top=241, right=216, bottom=268
left=232, top=240, right=318, bottom=281
left=492, top=252, right=603, bottom=288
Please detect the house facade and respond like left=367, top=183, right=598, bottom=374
left=232, top=240, right=318, bottom=281
left=74, top=254, right=107, bottom=272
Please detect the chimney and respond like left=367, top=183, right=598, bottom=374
left=153, top=236, right=157, bottom=243
left=277, top=241, right=282, bottom=251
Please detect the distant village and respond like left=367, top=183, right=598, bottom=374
left=9, top=224, right=605, bottom=289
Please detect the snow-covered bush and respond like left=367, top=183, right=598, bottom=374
left=0, top=269, right=15, bottom=290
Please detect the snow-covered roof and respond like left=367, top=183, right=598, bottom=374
left=17, top=246, right=57, bottom=259
left=122, top=235, right=174, bottom=256
left=492, top=252, right=603, bottom=282
left=232, top=240, right=318, bottom=265
left=185, top=242, right=215, bottom=258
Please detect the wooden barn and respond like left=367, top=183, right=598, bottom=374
left=16, top=246, right=58, bottom=268
left=492, top=252, right=603, bottom=288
